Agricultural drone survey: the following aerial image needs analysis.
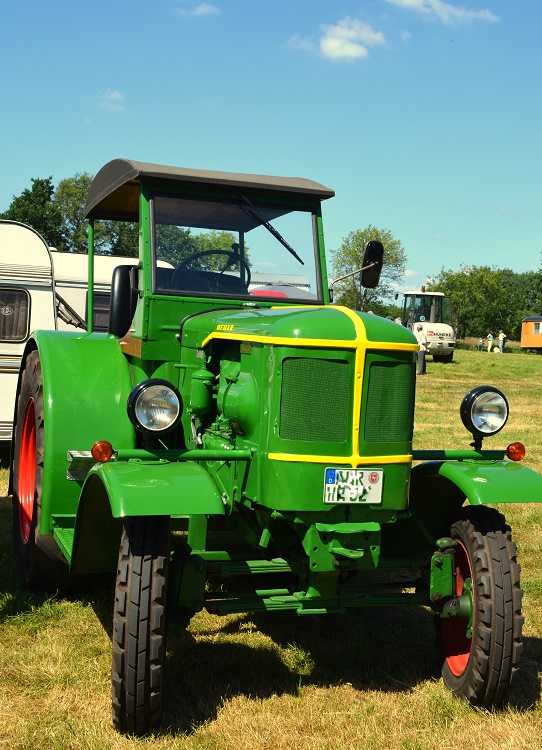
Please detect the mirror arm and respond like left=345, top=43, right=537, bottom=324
left=329, top=261, right=379, bottom=290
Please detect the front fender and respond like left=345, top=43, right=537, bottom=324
left=83, top=459, right=226, bottom=518
left=70, top=460, right=225, bottom=574
left=415, top=459, right=542, bottom=506
left=380, top=459, right=542, bottom=563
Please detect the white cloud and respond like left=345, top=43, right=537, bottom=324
left=385, top=0, right=499, bottom=24
left=320, top=18, right=385, bottom=60
left=99, top=89, right=125, bottom=112
left=175, top=3, right=220, bottom=18
left=287, top=34, right=316, bottom=53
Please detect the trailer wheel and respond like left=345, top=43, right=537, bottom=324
left=439, top=506, right=523, bottom=706
left=112, top=516, right=170, bottom=735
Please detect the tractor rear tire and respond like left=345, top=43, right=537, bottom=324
left=12, top=350, right=73, bottom=590
left=439, top=506, right=523, bottom=706
left=112, top=516, right=170, bottom=735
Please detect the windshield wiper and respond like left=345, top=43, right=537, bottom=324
left=237, top=193, right=304, bottom=265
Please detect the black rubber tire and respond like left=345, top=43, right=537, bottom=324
left=439, top=506, right=523, bottom=706
left=12, top=350, right=72, bottom=590
left=112, top=516, right=170, bottom=735
left=433, top=353, right=453, bottom=363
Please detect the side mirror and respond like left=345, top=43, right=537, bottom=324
left=360, top=240, right=384, bottom=289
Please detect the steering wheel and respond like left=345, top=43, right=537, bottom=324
left=173, top=249, right=251, bottom=288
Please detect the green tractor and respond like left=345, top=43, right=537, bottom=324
left=10, top=159, right=542, bottom=734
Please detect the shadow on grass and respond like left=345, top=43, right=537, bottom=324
left=510, top=635, right=542, bottom=710
left=430, top=358, right=460, bottom=366
left=158, top=606, right=542, bottom=734
left=82, top=583, right=449, bottom=733
left=220, top=606, right=440, bottom=694
left=0, top=443, right=10, bottom=470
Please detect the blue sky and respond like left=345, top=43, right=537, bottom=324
left=1, top=0, right=540, bottom=292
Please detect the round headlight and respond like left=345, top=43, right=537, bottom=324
left=460, top=385, right=508, bottom=438
left=127, top=379, right=181, bottom=434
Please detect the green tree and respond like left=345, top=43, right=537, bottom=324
left=194, top=230, right=244, bottom=256
left=330, top=225, right=407, bottom=314
left=427, top=266, right=514, bottom=339
left=155, top=226, right=249, bottom=272
left=54, top=173, right=138, bottom=256
left=1, top=177, right=67, bottom=250
left=54, top=173, right=93, bottom=253
left=106, top=221, right=139, bottom=257
left=499, top=269, right=542, bottom=340
left=155, top=225, right=200, bottom=266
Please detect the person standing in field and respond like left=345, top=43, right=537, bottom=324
left=487, top=332, right=494, bottom=352
left=415, top=323, right=428, bottom=375
left=498, top=330, right=506, bottom=353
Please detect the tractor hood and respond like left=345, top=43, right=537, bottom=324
left=181, top=305, right=418, bottom=351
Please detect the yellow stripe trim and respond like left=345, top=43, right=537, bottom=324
left=268, top=452, right=412, bottom=468
left=201, top=330, right=417, bottom=352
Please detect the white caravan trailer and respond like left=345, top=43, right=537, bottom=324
left=0, top=220, right=137, bottom=442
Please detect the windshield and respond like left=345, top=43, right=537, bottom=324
left=152, top=193, right=322, bottom=302
left=403, top=295, right=452, bottom=326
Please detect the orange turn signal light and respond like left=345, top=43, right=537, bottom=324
left=506, top=442, right=526, bottom=462
left=91, top=440, right=114, bottom=463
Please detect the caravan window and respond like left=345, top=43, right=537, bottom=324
left=0, top=288, right=30, bottom=342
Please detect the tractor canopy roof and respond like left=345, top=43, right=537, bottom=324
left=84, top=158, right=335, bottom=222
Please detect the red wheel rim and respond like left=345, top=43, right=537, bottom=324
left=18, top=397, right=36, bottom=545
left=441, top=539, right=473, bottom=676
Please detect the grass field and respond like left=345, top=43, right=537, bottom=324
left=1, top=348, right=542, bottom=750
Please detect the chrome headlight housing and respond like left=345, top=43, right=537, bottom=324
left=460, top=385, right=508, bottom=439
left=127, top=379, right=181, bottom=434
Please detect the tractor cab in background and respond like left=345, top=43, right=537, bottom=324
left=402, top=288, right=456, bottom=363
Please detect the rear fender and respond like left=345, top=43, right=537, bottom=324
left=70, top=460, right=225, bottom=574
left=13, top=331, right=135, bottom=534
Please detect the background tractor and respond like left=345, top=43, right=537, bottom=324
left=401, top=288, right=456, bottom=362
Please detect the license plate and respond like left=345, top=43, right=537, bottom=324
left=323, top=468, right=383, bottom=504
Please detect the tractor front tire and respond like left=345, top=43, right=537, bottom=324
left=439, top=506, right=523, bottom=706
left=112, top=516, right=170, bottom=735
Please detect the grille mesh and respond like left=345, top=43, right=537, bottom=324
left=280, top=358, right=349, bottom=442
left=364, top=361, right=415, bottom=442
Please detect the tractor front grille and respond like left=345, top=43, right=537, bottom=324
left=363, top=360, right=415, bottom=443
left=280, top=357, right=349, bottom=443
